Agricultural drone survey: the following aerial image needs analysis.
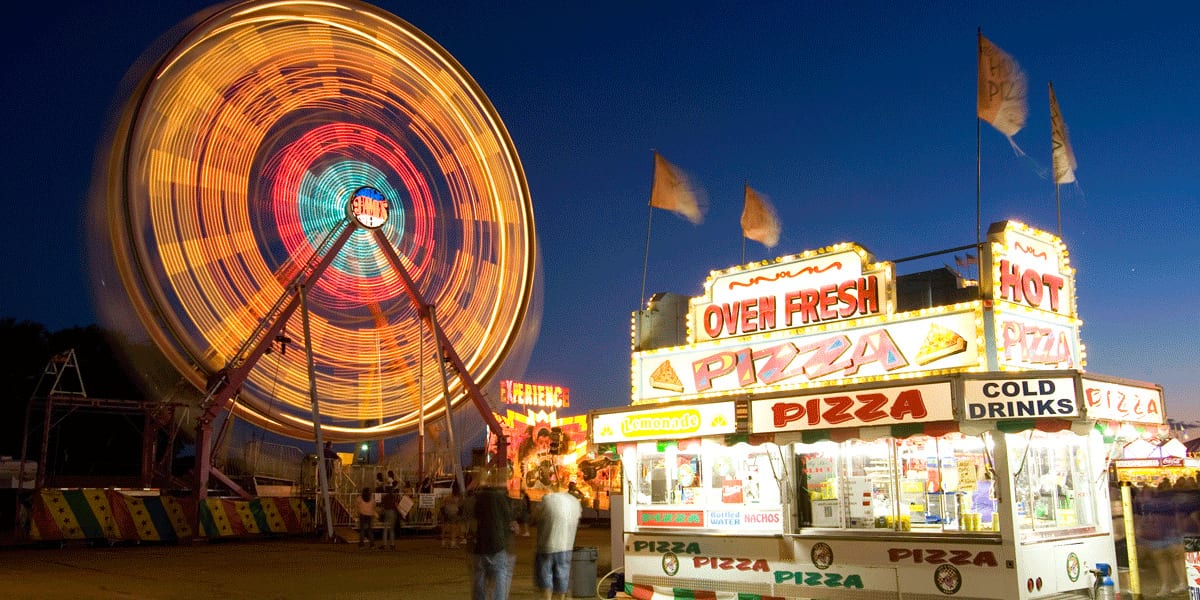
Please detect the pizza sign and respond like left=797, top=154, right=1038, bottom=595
left=1081, top=377, right=1164, bottom=424
left=750, top=382, right=954, bottom=433
left=634, top=309, right=980, bottom=403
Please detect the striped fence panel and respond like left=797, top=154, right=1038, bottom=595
left=28, top=489, right=313, bottom=542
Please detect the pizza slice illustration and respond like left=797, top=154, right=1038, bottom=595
left=915, top=323, right=967, bottom=366
left=649, top=359, right=684, bottom=392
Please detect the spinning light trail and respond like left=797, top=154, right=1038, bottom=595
left=90, top=0, right=536, bottom=441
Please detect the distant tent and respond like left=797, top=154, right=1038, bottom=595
left=1185, top=437, right=1200, bottom=456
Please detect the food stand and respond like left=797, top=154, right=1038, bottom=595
left=593, top=221, right=1168, bottom=599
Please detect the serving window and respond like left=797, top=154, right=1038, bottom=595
left=629, top=438, right=784, bottom=533
left=1006, top=429, right=1100, bottom=538
left=794, top=432, right=998, bottom=532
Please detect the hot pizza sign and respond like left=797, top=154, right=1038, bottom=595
left=690, top=244, right=895, bottom=343
left=987, top=221, right=1075, bottom=318
left=992, top=304, right=1081, bottom=370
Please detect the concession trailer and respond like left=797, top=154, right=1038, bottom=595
left=593, top=220, right=1166, bottom=599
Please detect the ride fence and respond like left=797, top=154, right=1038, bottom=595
left=25, top=488, right=314, bottom=543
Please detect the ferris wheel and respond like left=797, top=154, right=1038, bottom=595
left=88, top=0, right=537, bottom=447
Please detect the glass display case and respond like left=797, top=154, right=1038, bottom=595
left=794, top=432, right=999, bottom=532
left=629, top=437, right=784, bottom=533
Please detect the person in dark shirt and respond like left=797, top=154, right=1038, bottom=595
left=467, top=469, right=515, bottom=600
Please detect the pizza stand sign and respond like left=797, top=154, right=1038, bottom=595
left=633, top=241, right=991, bottom=404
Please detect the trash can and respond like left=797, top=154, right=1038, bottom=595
left=571, top=546, right=598, bottom=598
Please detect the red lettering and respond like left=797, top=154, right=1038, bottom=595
left=854, top=393, right=889, bottom=422
left=722, top=303, right=739, bottom=336
left=758, top=296, right=776, bottom=331
left=859, top=276, right=879, bottom=314
left=1021, top=270, right=1043, bottom=307
left=797, top=335, right=852, bottom=380
left=784, top=291, right=805, bottom=327
left=755, top=342, right=798, bottom=385
left=889, top=389, right=928, bottom=420
left=837, top=280, right=858, bottom=318
left=693, top=352, right=737, bottom=392
left=974, top=552, right=998, bottom=567
left=734, top=348, right=756, bottom=387
left=702, top=305, right=723, bottom=339
left=888, top=548, right=999, bottom=567
left=739, top=299, right=757, bottom=334
left=823, top=396, right=854, bottom=424
left=773, top=403, right=805, bottom=428
left=1042, top=274, right=1064, bottom=312
left=949, top=550, right=972, bottom=566
left=999, top=260, right=1022, bottom=303
left=818, top=285, right=838, bottom=320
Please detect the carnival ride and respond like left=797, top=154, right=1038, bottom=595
left=86, top=0, right=537, bottom=512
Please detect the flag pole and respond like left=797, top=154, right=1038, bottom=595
left=1056, top=183, right=1062, bottom=237
left=640, top=151, right=657, bottom=310
left=741, top=181, right=747, bottom=264
left=640, top=203, right=654, bottom=310
left=976, top=28, right=983, bottom=248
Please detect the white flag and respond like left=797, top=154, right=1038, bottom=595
left=649, top=152, right=704, bottom=224
left=978, top=33, right=1028, bottom=139
left=741, top=185, right=781, bottom=248
left=1049, top=82, right=1077, bottom=184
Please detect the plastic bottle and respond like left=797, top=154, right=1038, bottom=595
left=1096, top=575, right=1115, bottom=600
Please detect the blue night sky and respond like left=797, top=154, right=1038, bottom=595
left=2, top=1, right=1196, bottom=429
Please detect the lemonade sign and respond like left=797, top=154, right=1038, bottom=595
left=593, top=402, right=737, bottom=443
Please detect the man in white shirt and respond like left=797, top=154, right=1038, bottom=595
left=533, top=481, right=582, bottom=600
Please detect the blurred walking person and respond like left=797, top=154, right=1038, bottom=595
left=467, top=469, right=515, bottom=600
left=533, top=480, right=582, bottom=600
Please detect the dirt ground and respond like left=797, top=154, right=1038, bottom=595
left=0, top=524, right=616, bottom=599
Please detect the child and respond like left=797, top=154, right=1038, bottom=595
left=441, top=490, right=463, bottom=547
left=356, top=487, right=376, bottom=548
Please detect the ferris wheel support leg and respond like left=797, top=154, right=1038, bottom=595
left=370, top=229, right=509, bottom=469
left=189, top=222, right=358, bottom=538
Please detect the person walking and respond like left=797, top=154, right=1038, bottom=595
left=442, top=487, right=464, bottom=548
left=379, top=487, right=398, bottom=550
left=533, top=480, right=582, bottom=600
left=356, top=487, right=376, bottom=549
left=467, top=469, right=516, bottom=600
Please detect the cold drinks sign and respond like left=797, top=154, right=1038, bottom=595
left=963, top=377, right=1079, bottom=420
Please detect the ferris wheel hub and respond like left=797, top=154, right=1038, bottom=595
left=348, top=186, right=389, bottom=229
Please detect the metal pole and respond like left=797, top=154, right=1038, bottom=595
left=428, top=306, right=466, bottom=496
left=418, top=322, right=425, bottom=484
left=1121, top=483, right=1141, bottom=597
left=38, top=395, right=52, bottom=489
left=300, top=284, right=335, bottom=541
